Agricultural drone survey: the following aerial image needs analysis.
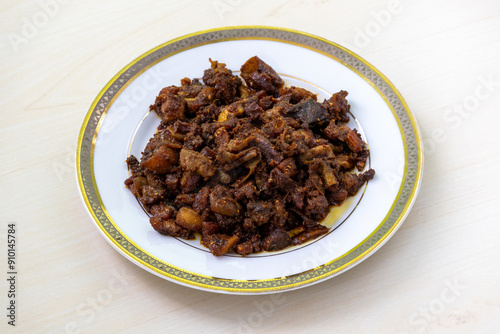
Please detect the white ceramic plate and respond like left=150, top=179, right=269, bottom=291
left=77, top=27, right=423, bottom=294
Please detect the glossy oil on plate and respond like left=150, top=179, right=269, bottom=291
left=76, top=26, right=423, bottom=294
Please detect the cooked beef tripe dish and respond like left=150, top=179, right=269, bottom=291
left=125, top=56, right=375, bottom=256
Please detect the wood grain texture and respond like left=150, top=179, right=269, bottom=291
left=1, top=0, right=499, bottom=333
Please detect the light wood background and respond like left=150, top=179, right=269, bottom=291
left=1, top=0, right=499, bottom=333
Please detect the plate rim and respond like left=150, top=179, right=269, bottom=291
left=76, top=26, right=424, bottom=294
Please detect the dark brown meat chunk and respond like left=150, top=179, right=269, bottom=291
left=240, top=56, right=284, bottom=95
left=183, top=131, right=204, bottom=151
left=253, top=133, right=283, bottom=166
left=174, top=193, right=196, bottom=207
left=235, top=239, right=254, bottom=256
left=141, top=145, right=178, bottom=174
left=305, top=190, right=330, bottom=221
left=322, top=90, right=350, bottom=123
left=323, top=121, right=351, bottom=142
left=125, top=56, right=375, bottom=256
left=180, top=171, right=201, bottom=194
left=164, top=173, right=180, bottom=192
left=150, top=217, right=193, bottom=239
left=287, top=98, right=329, bottom=126
left=209, top=185, right=241, bottom=217
left=341, top=168, right=376, bottom=196
left=179, top=148, right=217, bottom=179
left=262, top=229, right=291, bottom=252
left=202, top=59, right=242, bottom=104
left=235, top=234, right=262, bottom=255
left=149, top=203, right=176, bottom=220
left=192, top=186, right=211, bottom=213
left=247, top=200, right=274, bottom=226
left=291, top=225, right=328, bottom=245
left=346, top=129, right=366, bottom=153
left=233, top=182, right=257, bottom=201
left=151, top=87, right=186, bottom=122
left=186, top=86, right=216, bottom=113
left=124, top=172, right=165, bottom=206
left=202, top=233, right=239, bottom=256
left=279, top=86, right=317, bottom=104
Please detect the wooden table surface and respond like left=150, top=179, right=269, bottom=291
left=1, top=0, right=499, bottom=333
